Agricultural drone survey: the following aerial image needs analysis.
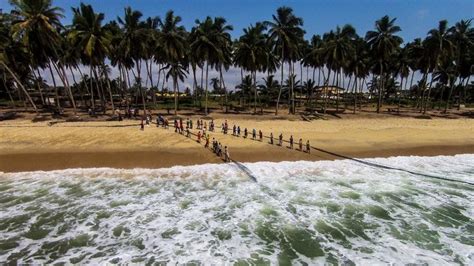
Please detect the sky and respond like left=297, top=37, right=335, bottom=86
left=1, top=0, right=473, bottom=90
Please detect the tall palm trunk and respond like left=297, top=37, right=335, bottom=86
left=104, top=70, right=115, bottom=113
left=1, top=62, right=38, bottom=113
left=353, top=76, right=358, bottom=114
left=93, top=67, right=106, bottom=113
left=423, top=73, right=435, bottom=114
left=323, top=66, right=332, bottom=114
left=54, top=62, right=77, bottom=114
left=173, top=76, right=178, bottom=115
left=377, top=61, right=383, bottom=113
left=191, top=64, right=196, bottom=107
left=398, top=76, right=404, bottom=113
left=276, top=49, right=284, bottom=115
left=89, top=64, right=95, bottom=111
left=253, top=71, right=257, bottom=114
left=48, top=61, right=61, bottom=109
left=205, top=61, right=209, bottom=115
left=220, top=66, right=228, bottom=113
left=445, top=76, right=456, bottom=113
left=3, top=72, right=16, bottom=108
left=135, top=60, right=146, bottom=116
left=31, top=68, right=45, bottom=106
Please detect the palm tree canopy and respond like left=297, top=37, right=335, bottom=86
left=264, top=6, right=305, bottom=62
left=234, top=22, right=269, bottom=73
left=68, top=3, right=111, bottom=65
left=365, top=15, right=403, bottom=62
left=157, top=10, right=188, bottom=64
left=10, top=0, right=64, bottom=63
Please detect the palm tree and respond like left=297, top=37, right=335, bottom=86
left=259, top=74, right=280, bottom=104
left=163, top=62, right=188, bottom=115
left=190, top=16, right=233, bottom=115
left=322, top=24, right=357, bottom=112
left=118, top=7, right=148, bottom=115
left=157, top=11, right=188, bottom=115
left=423, top=20, right=454, bottom=114
left=10, top=0, right=64, bottom=110
left=265, top=6, right=304, bottom=115
left=235, top=74, right=253, bottom=107
left=365, top=15, right=403, bottom=113
left=68, top=3, right=111, bottom=113
left=0, top=14, right=38, bottom=112
left=448, top=19, right=474, bottom=109
left=234, top=23, right=269, bottom=114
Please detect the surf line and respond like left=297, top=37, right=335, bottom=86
left=220, top=125, right=473, bottom=186
left=309, top=146, right=474, bottom=186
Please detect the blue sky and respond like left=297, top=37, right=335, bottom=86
left=1, top=0, right=473, bottom=89
left=2, top=0, right=473, bottom=43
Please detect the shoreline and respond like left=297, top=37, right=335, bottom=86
left=1, top=144, right=473, bottom=173
left=1, top=116, right=473, bottom=173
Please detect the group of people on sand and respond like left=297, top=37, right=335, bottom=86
left=138, top=114, right=312, bottom=159
left=229, top=124, right=264, bottom=141
left=224, top=121, right=311, bottom=154
left=212, top=138, right=230, bottom=162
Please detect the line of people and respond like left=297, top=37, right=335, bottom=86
left=225, top=122, right=311, bottom=154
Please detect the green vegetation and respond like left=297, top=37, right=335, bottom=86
left=0, top=1, right=472, bottom=116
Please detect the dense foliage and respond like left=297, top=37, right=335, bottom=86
left=0, top=1, right=473, bottom=115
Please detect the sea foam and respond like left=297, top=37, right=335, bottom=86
left=0, top=154, right=473, bottom=264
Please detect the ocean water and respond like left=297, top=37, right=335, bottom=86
left=0, top=154, right=473, bottom=265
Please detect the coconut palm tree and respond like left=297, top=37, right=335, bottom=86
left=157, top=11, right=188, bottom=115
left=258, top=74, right=280, bottom=109
left=235, top=74, right=253, bottom=107
left=190, top=16, right=233, bottom=115
left=365, top=15, right=403, bottom=113
left=68, top=3, right=111, bottom=113
left=10, top=0, right=64, bottom=109
left=423, top=20, right=454, bottom=114
left=448, top=19, right=474, bottom=108
left=234, top=23, right=270, bottom=114
left=322, top=24, right=357, bottom=111
left=118, top=7, right=148, bottom=115
left=163, top=62, right=188, bottom=115
left=0, top=13, right=38, bottom=112
left=265, top=6, right=304, bottom=115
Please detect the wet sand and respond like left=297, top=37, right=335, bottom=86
left=1, top=117, right=473, bottom=172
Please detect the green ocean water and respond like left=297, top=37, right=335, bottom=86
left=0, top=154, right=473, bottom=264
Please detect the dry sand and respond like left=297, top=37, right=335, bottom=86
left=1, top=116, right=473, bottom=172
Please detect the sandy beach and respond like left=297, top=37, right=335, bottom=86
left=1, top=114, right=473, bottom=172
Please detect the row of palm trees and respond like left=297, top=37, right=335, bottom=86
left=0, top=0, right=472, bottom=117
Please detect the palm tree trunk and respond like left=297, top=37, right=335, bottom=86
left=398, top=76, right=404, bottom=113
left=54, top=63, right=77, bottom=114
left=192, top=64, right=198, bottom=108
left=377, top=61, right=383, bottom=113
left=1, top=62, right=38, bottom=113
left=445, top=76, right=456, bottom=113
left=276, top=49, right=284, bottom=115
left=220, top=66, right=228, bottom=113
left=423, top=73, right=435, bottom=114
left=174, top=76, right=178, bottom=115
left=2, top=72, right=16, bottom=108
left=135, top=60, right=146, bottom=116
left=205, top=61, right=209, bottom=115
left=324, top=66, right=332, bottom=114
left=93, top=67, right=106, bottom=114
left=48, top=61, right=61, bottom=109
left=89, top=64, right=95, bottom=111
left=104, top=70, right=115, bottom=113
left=353, top=76, right=358, bottom=114
left=31, top=68, right=45, bottom=106
left=253, top=71, right=257, bottom=114
left=336, top=69, right=340, bottom=112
